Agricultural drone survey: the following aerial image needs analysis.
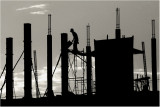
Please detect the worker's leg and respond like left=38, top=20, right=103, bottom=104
left=73, top=43, right=78, bottom=52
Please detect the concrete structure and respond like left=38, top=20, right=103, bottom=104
left=151, top=20, right=157, bottom=92
left=6, top=38, right=13, bottom=100
left=47, top=14, right=54, bottom=98
left=61, top=33, right=69, bottom=96
left=95, top=37, right=134, bottom=97
left=24, top=23, right=32, bottom=99
left=86, top=24, right=92, bottom=96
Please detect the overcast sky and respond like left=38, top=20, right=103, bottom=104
left=0, top=0, right=159, bottom=98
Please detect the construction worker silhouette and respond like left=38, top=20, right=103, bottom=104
left=70, top=28, right=79, bottom=52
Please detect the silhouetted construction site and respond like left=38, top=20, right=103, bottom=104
left=0, top=8, right=159, bottom=106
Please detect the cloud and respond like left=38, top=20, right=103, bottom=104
left=0, top=65, right=61, bottom=98
left=30, top=10, right=48, bottom=15
left=16, top=4, right=46, bottom=11
left=1, top=66, right=158, bottom=98
left=37, top=66, right=61, bottom=95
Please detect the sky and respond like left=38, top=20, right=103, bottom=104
left=0, top=0, right=159, bottom=98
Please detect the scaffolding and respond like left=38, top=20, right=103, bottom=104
left=68, top=50, right=87, bottom=95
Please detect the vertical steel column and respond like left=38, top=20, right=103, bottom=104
left=61, top=33, right=68, bottom=96
left=86, top=46, right=92, bottom=96
left=47, top=34, right=54, bottom=98
left=115, top=29, right=121, bottom=39
left=151, top=20, right=157, bottom=92
left=82, top=49, right=85, bottom=94
left=47, top=14, right=54, bottom=98
left=24, top=23, right=32, bottom=99
left=6, top=38, right=13, bottom=100
left=151, top=37, right=157, bottom=92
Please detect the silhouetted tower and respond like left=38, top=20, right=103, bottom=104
left=115, top=8, right=121, bottom=39
left=86, top=24, right=92, bottom=96
left=61, top=33, right=68, bottom=96
left=151, top=19, right=157, bottom=92
left=6, top=38, right=13, bottom=100
left=47, top=14, right=54, bottom=98
left=24, top=23, right=32, bottom=99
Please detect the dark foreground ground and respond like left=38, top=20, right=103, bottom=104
left=1, top=92, right=159, bottom=106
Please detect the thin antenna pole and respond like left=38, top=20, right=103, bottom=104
left=87, top=23, right=90, bottom=46
left=115, top=8, right=121, bottom=39
left=152, top=20, right=155, bottom=38
left=116, top=8, right=120, bottom=29
left=48, top=14, right=51, bottom=35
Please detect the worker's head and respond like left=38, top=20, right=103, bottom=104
left=70, top=28, right=74, bottom=32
